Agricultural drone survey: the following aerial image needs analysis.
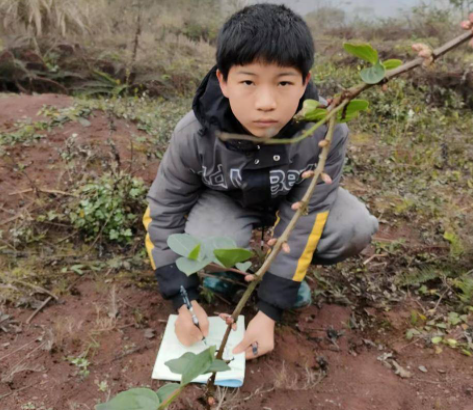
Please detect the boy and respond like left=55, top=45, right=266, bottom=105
left=143, top=4, right=378, bottom=360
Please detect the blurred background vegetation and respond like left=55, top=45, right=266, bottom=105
left=0, top=0, right=471, bottom=98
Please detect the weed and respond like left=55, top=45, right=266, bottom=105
left=66, top=171, right=147, bottom=244
left=0, top=120, right=48, bottom=145
left=66, top=355, right=91, bottom=378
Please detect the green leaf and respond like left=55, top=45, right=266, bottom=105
left=304, top=108, right=327, bottom=122
left=236, top=261, right=252, bottom=273
left=95, top=388, right=160, bottom=410
left=405, top=328, right=420, bottom=340
left=337, top=99, right=370, bottom=122
left=206, top=359, right=231, bottom=373
left=175, top=256, right=210, bottom=276
left=343, top=43, right=378, bottom=64
left=295, top=99, right=324, bottom=121
left=181, top=347, right=215, bottom=385
left=165, top=352, right=197, bottom=375
left=214, top=248, right=254, bottom=269
left=431, top=336, right=443, bottom=345
left=188, top=244, right=201, bottom=261
left=165, top=347, right=221, bottom=386
left=360, top=61, right=386, bottom=84
left=382, top=59, right=402, bottom=70
left=446, top=338, right=458, bottom=348
left=156, top=383, right=180, bottom=403
left=167, top=234, right=201, bottom=258
left=448, top=312, right=461, bottom=326
left=202, top=237, right=238, bottom=265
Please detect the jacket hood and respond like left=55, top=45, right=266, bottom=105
left=192, top=65, right=319, bottom=151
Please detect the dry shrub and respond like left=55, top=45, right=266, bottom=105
left=0, top=0, right=103, bottom=37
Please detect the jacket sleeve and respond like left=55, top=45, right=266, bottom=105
left=257, top=122, right=349, bottom=321
left=143, top=115, right=204, bottom=310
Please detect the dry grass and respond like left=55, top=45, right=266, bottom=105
left=0, top=0, right=101, bottom=37
left=272, top=360, right=325, bottom=391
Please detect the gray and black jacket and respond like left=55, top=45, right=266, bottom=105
left=143, top=65, right=349, bottom=321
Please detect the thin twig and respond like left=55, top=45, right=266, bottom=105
left=10, top=280, right=58, bottom=301
left=26, top=296, right=53, bottom=324
left=0, top=380, right=45, bottom=400
left=207, top=263, right=250, bottom=276
left=9, top=188, right=78, bottom=197
left=0, top=340, right=36, bottom=362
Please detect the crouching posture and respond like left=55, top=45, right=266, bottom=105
left=143, top=4, right=378, bottom=360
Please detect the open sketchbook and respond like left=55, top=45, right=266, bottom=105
left=152, top=315, right=246, bottom=388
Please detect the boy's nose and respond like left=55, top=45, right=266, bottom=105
left=255, top=89, right=277, bottom=111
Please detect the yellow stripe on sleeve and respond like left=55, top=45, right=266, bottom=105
left=292, top=211, right=329, bottom=282
left=143, top=206, right=156, bottom=270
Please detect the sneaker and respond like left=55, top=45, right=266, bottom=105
left=203, top=271, right=243, bottom=301
left=293, top=280, right=312, bottom=309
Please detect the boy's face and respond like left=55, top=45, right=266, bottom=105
left=216, top=62, right=311, bottom=138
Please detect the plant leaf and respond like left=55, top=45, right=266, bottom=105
left=164, top=347, right=222, bottom=386
left=382, top=59, right=402, bottom=70
left=176, top=256, right=210, bottom=276
left=167, top=234, right=202, bottom=258
left=343, top=43, right=378, bottom=64
left=236, top=261, right=252, bottom=272
left=294, top=99, right=324, bottom=121
left=95, top=388, right=160, bottom=410
left=214, top=248, right=254, bottom=269
left=181, top=347, right=215, bottom=385
left=188, top=244, right=201, bottom=261
left=431, top=336, right=443, bottom=344
left=360, top=61, right=386, bottom=84
left=165, top=352, right=197, bottom=375
left=206, top=359, right=231, bottom=373
left=304, top=108, right=327, bottom=122
left=202, top=237, right=238, bottom=265
left=156, top=383, right=180, bottom=403
left=337, top=99, right=370, bottom=122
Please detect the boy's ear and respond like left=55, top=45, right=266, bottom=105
left=304, top=72, right=311, bottom=86
left=216, top=69, right=229, bottom=98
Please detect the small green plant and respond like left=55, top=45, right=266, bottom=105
left=0, top=120, right=48, bottom=146
left=66, top=355, right=91, bottom=378
left=67, top=171, right=147, bottom=244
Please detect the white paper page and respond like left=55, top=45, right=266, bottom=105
left=152, top=315, right=246, bottom=387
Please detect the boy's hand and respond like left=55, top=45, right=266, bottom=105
left=232, top=311, right=275, bottom=360
left=175, top=300, right=209, bottom=346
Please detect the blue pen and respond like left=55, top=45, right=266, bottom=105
left=180, top=286, right=207, bottom=345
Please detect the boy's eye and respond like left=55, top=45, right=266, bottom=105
left=279, top=81, right=293, bottom=86
left=241, top=80, right=254, bottom=86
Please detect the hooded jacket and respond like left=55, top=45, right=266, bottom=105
left=143, top=65, right=349, bottom=321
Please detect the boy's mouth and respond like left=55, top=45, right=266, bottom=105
left=253, top=119, right=279, bottom=127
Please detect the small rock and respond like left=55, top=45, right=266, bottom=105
left=418, top=365, right=428, bottom=373
left=144, top=328, right=155, bottom=339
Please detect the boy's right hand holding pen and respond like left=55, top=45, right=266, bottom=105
left=175, top=299, right=209, bottom=347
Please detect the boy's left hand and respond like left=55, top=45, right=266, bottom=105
left=230, top=311, right=275, bottom=360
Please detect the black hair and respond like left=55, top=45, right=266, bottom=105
left=216, top=3, right=314, bottom=82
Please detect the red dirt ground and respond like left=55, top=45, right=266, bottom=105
left=1, top=94, right=472, bottom=410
